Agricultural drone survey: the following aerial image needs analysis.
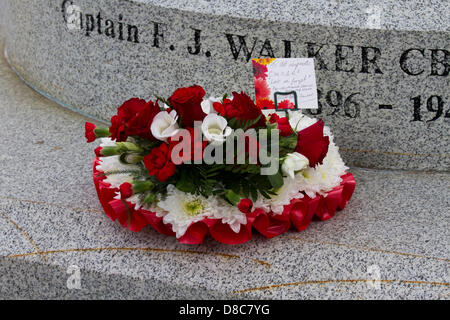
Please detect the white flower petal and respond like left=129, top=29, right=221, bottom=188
left=151, top=110, right=179, bottom=142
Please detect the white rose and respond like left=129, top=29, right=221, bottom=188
left=281, top=152, right=309, bottom=179
left=201, top=113, right=233, bottom=146
left=200, top=97, right=221, bottom=114
left=150, top=110, right=180, bottom=142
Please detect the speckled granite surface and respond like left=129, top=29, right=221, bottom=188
left=135, top=0, right=449, bottom=32
left=2, top=0, right=449, bottom=171
left=0, top=33, right=449, bottom=299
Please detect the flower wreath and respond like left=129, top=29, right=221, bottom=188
left=85, top=85, right=355, bottom=244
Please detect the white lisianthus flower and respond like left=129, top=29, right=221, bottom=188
left=200, top=97, right=221, bottom=114
left=150, top=110, right=180, bottom=142
left=281, top=152, right=309, bottom=179
left=288, top=110, right=317, bottom=131
left=201, top=113, right=233, bottom=146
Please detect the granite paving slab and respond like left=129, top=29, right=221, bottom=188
left=0, top=31, right=449, bottom=299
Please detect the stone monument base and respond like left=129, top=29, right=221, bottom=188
left=0, top=34, right=448, bottom=299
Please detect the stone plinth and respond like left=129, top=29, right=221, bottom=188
left=2, top=0, right=450, bottom=171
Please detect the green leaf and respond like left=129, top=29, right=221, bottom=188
left=268, top=171, right=284, bottom=190
left=100, top=146, right=120, bottom=156
left=132, top=181, right=154, bottom=194
left=250, top=187, right=258, bottom=202
left=176, top=173, right=196, bottom=193
left=143, top=193, right=158, bottom=204
left=225, top=190, right=241, bottom=205
left=94, top=127, right=111, bottom=138
left=116, top=142, right=143, bottom=153
left=154, top=95, right=171, bottom=108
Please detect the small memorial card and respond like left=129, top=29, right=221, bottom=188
left=252, top=58, right=318, bottom=110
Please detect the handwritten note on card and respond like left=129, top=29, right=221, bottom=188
left=252, top=58, right=318, bottom=110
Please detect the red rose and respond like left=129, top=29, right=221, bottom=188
left=295, top=120, right=329, bottom=167
left=238, top=198, right=253, bottom=213
left=168, top=85, right=206, bottom=127
left=268, top=114, right=293, bottom=137
left=109, top=98, right=160, bottom=142
left=119, top=182, right=133, bottom=198
left=144, top=143, right=176, bottom=182
left=85, top=122, right=97, bottom=143
left=125, top=100, right=161, bottom=140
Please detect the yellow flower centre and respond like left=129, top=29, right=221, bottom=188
left=183, top=199, right=204, bottom=216
left=208, top=125, right=223, bottom=136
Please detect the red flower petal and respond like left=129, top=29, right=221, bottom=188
left=177, top=221, right=209, bottom=244
left=237, top=198, right=253, bottom=213
left=168, top=85, right=206, bottom=127
left=296, top=120, right=329, bottom=167
left=209, top=220, right=252, bottom=245
left=119, top=182, right=133, bottom=199
left=85, top=122, right=97, bottom=143
left=144, top=143, right=176, bottom=182
left=254, top=78, right=270, bottom=100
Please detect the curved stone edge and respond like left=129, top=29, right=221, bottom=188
left=3, top=45, right=109, bottom=126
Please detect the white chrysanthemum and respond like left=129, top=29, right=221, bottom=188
left=113, top=190, right=146, bottom=210
left=210, top=198, right=247, bottom=233
left=295, top=136, right=348, bottom=198
left=257, top=177, right=304, bottom=215
left=156, top=186, right=247, bottom=237
left=156, top=185, right=214, bottom=238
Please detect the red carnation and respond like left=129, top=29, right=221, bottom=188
left=119, top=182, right=133, bottom=199
left=268, top=114, right=293, bottom=137
left=214, top=92, right=266, bottom=128
left=295, top=120, right=329, bottom=167
left=237, top=198, right=253, bottom=213
left=168, top=85, right=206, bottom=127
left=85, top=122, right=97, bottom=143
left=252, top=60, right=268, bottom=79
left=94, top=146, right=103, bottom=157
left=277, top=117, right=293, bottom=137
left=144, top=143, right=176, bottom=182
left=109, top=98, right=160, bottom=142
left=214, top=91, right=266, bottom=128
left=268, top=113, right=280, bottom=123
left=213, top=98, right=235, bottom=117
